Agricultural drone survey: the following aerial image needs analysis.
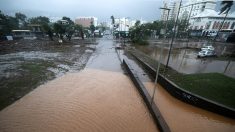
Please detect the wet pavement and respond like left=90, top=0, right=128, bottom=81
left=86, top=38, right=122, bottom=72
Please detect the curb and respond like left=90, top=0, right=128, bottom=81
left=123, top=59, right=171, bottom=132
left=131, top=53, right=235, bottom=119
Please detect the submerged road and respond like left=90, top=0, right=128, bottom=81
left=0, top=37, right=234, bottom=132
left=0, top=38, right=158, bottom=132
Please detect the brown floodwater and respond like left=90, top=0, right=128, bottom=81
left=0, top=69, right=158, bottom=132
left=144, top=82, right=235, bottom=132
left=135, top=45, right=235, bottom=78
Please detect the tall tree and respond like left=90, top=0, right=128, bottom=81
left=29, top=16, right=54, bottom=40
left=75, top=24, right=84, bottom=39
left=15, top=12, right=27, bottom=29
left=220, top=1, right=233, bottom=14
left=110, top=15, right=115, bottom=25
left=29, top=16, right=50, bottom=25
left=62, top=16, right=74, bottom=25
left=0, top=11, right=19, bottom=37
left=214, top=1, right=234, bottom=41
left=90, top=21, right=95, bottom=35
left=53, top=22, right=66, bottom=40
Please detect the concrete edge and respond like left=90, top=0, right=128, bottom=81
left=131, top=53, right=235, bottom=119
left=122, top=59, right=171, bottom=132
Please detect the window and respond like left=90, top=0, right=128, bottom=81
left=231, top=22, right=235, bottom=29
left=212, top=21, right=217, bottom=29
left=206, top=21, right=211, bottom=29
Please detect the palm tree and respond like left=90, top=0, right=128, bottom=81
left=220, top=1, right=233, bottom=15
left=110, top=15, right=115, bottom=25
left=214, top=1, right=233, bottom=41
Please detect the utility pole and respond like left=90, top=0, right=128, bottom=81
left=124, top=18, right=126, bottom=45
left=165, top=0, right=182, bottom=69
left=151, top=7, right=171, bottom=105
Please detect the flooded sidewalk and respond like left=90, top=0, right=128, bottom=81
left=121, top=51, right=235, bottom=132
left=0, top=38, right=158, bottom=132
left=144, top=82, right=235, bottom=132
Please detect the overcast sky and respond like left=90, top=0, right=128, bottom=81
left=0, top=0, right=163, bottom=22
left=0, top=0, right=234, bottom=22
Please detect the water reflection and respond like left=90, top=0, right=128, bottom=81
left=135, top=45, right=235, bottom=78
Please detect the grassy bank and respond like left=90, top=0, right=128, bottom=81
left=0, top=61, right=55, bottom=110
left=128, top=49, right=235, bottom=109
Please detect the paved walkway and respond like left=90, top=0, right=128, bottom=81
left=0, top=39, right=158, bottom=132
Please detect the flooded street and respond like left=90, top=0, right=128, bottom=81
left=0, top=69, right=158, bottom=132
left=0, top=37, right=234, bottom=132
left=135, top=44, right=235, bottom=78
left=1, top=0, right=235, bottom=131
left=144, top=82, right=235, bottom=132
left=86, top=39, right=122, bottom=72
left=0, top=38, right=158, bottom=132
left=121, top=47, right=235, bottom=132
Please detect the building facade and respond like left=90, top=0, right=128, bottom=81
left=75, top=17, right=98, bottom=27
left=190, top=10, right=235, bottom=31
left=161, top=0, right=181, bottom=21
left=179, top=0, right=217, bottom=20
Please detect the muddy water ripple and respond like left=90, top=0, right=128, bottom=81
left=0, top=69, right=158, bottom=132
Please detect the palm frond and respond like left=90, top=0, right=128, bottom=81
left=219, top=1, right=233, bottom=14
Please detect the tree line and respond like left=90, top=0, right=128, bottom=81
left=0, top=11, right=107, bottom=41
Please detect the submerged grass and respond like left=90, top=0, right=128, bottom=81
left=0, top=61, right=55, bottom=110
left=176, top=73, right=235, bottom=108
left=128, top=48, right=235, bottom=109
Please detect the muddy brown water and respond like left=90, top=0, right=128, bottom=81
left=0, top=69, right=158, bottom=132
left=135, top=45, right=235, bottom=78
left=144, top=82, right=235, bottom=132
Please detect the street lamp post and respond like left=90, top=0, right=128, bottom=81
left=150, top=7, right=171, bottom=105
left=124, top=17, right=130, bottom=45
left=165, top=0, right=182, bottom=69
left=124, top=18, right=126, bottom=45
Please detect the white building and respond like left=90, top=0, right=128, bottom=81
left=179, top=0, right=217, bottom=20
left=161, top=1, right=169, bottom=21
left=75, top=17, right=98, bottom=27
left=176, top=0, right=235, bottom=36
left=190, top=10, right=235, bottom=31
left=161, top=0, right=181, bottom=21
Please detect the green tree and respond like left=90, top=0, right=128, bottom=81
left=0, top=11, right=19, bottom=37
left=53, top=22, right=66, bottom=40
left=53, top=17, right=76, bottom=41
left=29, top=16, right=49, bottom=25
left=110, top=15, right=115, bottom=25
left=90, top=21, right=95, bottom=35
left=29, top=16, right=54, bottom=40
left=129, top=20, right=148, bottom=44
left=15, top=12, right=27, bottom=28
left=62, top=16, right=74, bottom=25
left=61, top=17, right=75, bottom=40
left=75, top=24, right=84, bottom=39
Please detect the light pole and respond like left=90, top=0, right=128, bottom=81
left=165, top=0, right=182, bottom=69
left=124, top=17, right=130, bottom=45
left=151, top=7, right=171, bottom=105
